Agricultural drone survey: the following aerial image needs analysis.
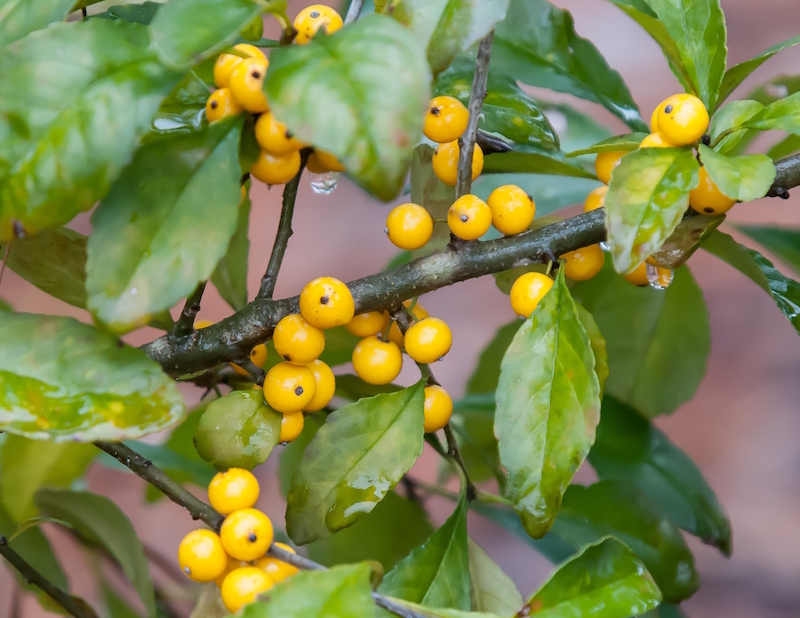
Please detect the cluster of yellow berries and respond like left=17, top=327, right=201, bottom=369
left=204, top=5, right=346, bottom=186
left=178, top=469, right=298, bottom=612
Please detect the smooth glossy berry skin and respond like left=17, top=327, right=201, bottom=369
left=385, top=203, right=433, bottom=250
left=314, top=150, right=345, bottom=172
left=561, top=244, right=605, bottom=281
left=352, top=336, right=402, bottom=385
left=424, top=96, right=469, bottom=143
left=255, top=112, right=304, bottom=156
left=279, top=412, right=305, bottom=442
left=487, top=185, right=536, bottom=236
left=510, top=272, right=554, bottom=318
left=423, top=385, right=453, bottom=433
left=273, top=314, right=325, bottom=364
left=250, top=344, right=267, bottom=369
left=583, top=186, right=607, bottom=212
left=229, top=57, right=269, bottom=113
left=650, top=107, right=660, bottom=132
left=689, top=166, right=736, bottom=214
left=293, top=4, right=343, bottom=45
left=264, top=362, right=316, bottom=413
left=178, top=530, right=228, bottom=582
left=219, top=508, right=274, bottom=562
left=594, top=151, right=625, bottom=185
left=205, top=88, right=242, bottom=122
left=215, top=556, right=247, bottom=588
left=303, top=359, right=336, bottom=412
left=345, top=311, right=390, bottom=337
left=213, top=45, right=265, bottom=88
left=639, top=132, right=676, bottom=149
left=404, top=317, right=452, bottom=364
left=221, top=567, right=273, bottom=613
left=208, top=468, right=260, bottom=515
left=448, top=194, right=492, bottom=240
left=432, top=141, right=483, bottom=186
left=250, top=150, right=301, bottom=185
left=299, top=277, right=355, bottom=329
left=255, top=543, right=300, bottom=583
left=388, top=301, right=428, bottom=348
left=656, top=94, right=709, bottom=146
left=623, top=262, right=649, bottom=286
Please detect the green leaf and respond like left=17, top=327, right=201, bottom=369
left=566, top=133, right=647, bottom=157
left=0, top=20, right=180, bottom=242
left=240, top=564, right=375, bottom=618
left=286, top=382, right=425, bottom=544
left=93, top=1, right=161, bottom=25
left=188, top=585, right=228, bottom=618
left=472, top=174, right=601, bottom=218
left=737, top=225, right=800, bottom=275
left=265, top=15, right=430, bottom=201
left=379, top=492, right=471, bottom=611
left=149, top=0, right=263, bottom=68
left=492, top=0, right=645, bottom=130
left=211, top=186, right=250, bottom=311
left=702, top=230, right=800, bottom=333
left=318, top=327, right=361, bottom=367
left=708, top=99, right=764, bottom=154
left=194, top=390, right=282, bottom=471
left=522, top=537, right=661, bottom=617
left=5, top=227, right=87, bottom=308
left=743, top=91, right=800, bottom=134
left=482, top=148, right=596, bottom=179
left=466, top=320, right=521, bottom=394
left=0, top=312, right=185, bottom=441
left=590, top=397, right=731, bottom=554
left=468, top=538, right=522, bottom=614
left=308, top=491, right=433, bottom=572
left=102, top=583, right=143, bottom=618
left=767, top=133, right=800, bottom=160
left=87, top=118, right=243, bottom=332
left=0, top=435, right=96, bottom=522
left=573, top=263, right=710, bottom=417
left=36, top=488, right=156, bottom=617
left=449, top=404, right=501, bottom=485
left=334, top=374, right=402, bottom=401
left=279, top=414, right=323, bottom=497
left=748, top=75, right=800, bottom=106
left=605, top=148, right=699, bottom=274
left=0, top=0, right=73, bottom=46
left=718, top=34, right=800, bottom=106
left=495, top=269, right=601, bottom=538
left=577, top=304, right=609, bottom=396
left=149, top=70, right=209, bottom=138
left=409, top=144, right=455, bottom=255
left=697, top=145, right=776, bottom=202
left=646, top=0, right=727, bottom=110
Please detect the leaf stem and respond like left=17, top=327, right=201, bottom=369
left=173, top=282, right=207, bottom=339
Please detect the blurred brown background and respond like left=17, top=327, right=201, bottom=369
left=3, top=0, right=800, bottom=616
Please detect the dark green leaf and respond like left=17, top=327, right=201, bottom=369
left=376, top=602, right=501, bottom=618
left=573, top=263, right=710, bottom=417
left=590, top=396, right=731, bottom=555
left=410, top=144, right=455, bottom=255
left=522, top=537, right=661, bottom=617
left=318, top=327, right=361, bottom=367
left=36, top=488, right=155, bottom=617
left=212, top=186, right=251, bottom=311
left=577, top=304, right=609, bottom=396
left=334, top=374, right=402, bottom=401
left=697, top=145, right=775, bottom=202
left=266, top=15, right=430, bottom=201
left=278, top=414, right=323, bottom=497
left=87, top=118, right=243, bottom=332
left=468, top=538, right=522, bottom=614
left=566, top=133, right=647, bottom=158
left=0, top=0, right=72, bottom=46
left=5, top=227, right=87, bottom=308
left=647, top=212, right=724, bottom=270
left=149, top=70, right=209, bottom=138
left=767, top=134, right=800, bottom=160
left=646, top=0, right=727, bottom=109
left=93, top=1, right=161, bottom=24
left=379, top=492, right=471, bottom=611
left=472, top=174, right=601, bottom=217
left=286, top=382, right=425, bottom=544
left=0, top=20, right=180, bottom=242
left=194, top=390, right=282, bottom=470
left=449, top=406, right=501, bottom=484
left=0, top=313, right=185, bottom=440
left=737, top=224, right=800, bottom=274
left=605, top=147, right=699, bottom=274
left=708, top=100, right=764, bottom=154
left=495, top=269, right=601, bottom=538
left=482, top=148, right=596, bottom=179
left=743, top=91, right=800, bottom=134
left=492, top=0, right=644, bottom=130
left=466, top=320, right=521, bottom=394
left=102, top=583, right=142, bottom=618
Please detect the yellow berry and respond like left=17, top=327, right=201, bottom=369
left=229, top=57, right=269, bottom=113
left=205, top=88, right=242, bottom=122
left=583, top=186, right=607, bottom=212
left=220, top=567, right=273, bottom=613
left=561, top=244, right=605, bottom=281
left=385, top=203, right=433, bottom=250
left=255, top=543, right=299, bottom=583
left=387, top=301, right=428, bottom=348
left=423, top=96, right=469, bottom=143
left=273, top=314, right=325, bottom=364
left=250, top=150, right=302, bottom=185
left=293, top=4, right=343, bottom=45
left=306, top=152, right=328, bottom=174
left=250, top=344, right=267, bottom=369
left=219, top=508, right=274, bottom=562
left=263, top=362, right=316, bottom=413
left=345, top=311, right=390, bottom=338
left=279, top=412, right=305, bottom=442
left=594, top=151, right=625, bottom=185
left=448, top=194, right=492, bottom=241
left=303, top=359, right=336, bottom=412
left=213, top=44, right=264, bottom=88
left=178, top=530, right=227, bottom=583
left=689, top=166, right=736, bottom=215
left=215, top=556, right=248, bottom=588
left=432, top=140, right=483, bottom=186
left=623, top=262, right=649, bottom=286
left=404, top=317, right=452, bottom=364
left=299, top=277, right=355, bottom=329
left=195, top=319, right=214, bottom=330
left=423, top=385, right=453, bottom=433
left=650, top=107, right=660, bottom=132
left=314, top=150, right=345, bottom=172
left=510, top=272, right=554, bottom=318
left=486, top=185, right=535, bottom=236
left=208, top=468, right=260, bottom=515
left=656, top=94, right=709, bottom=146
left=639, top=132, right=676, bottom=149
left=352, top=336, right=402, bottom=385
left=236, top=43, right=267, bottom=60
left=255, top=112, right=304, bottom=156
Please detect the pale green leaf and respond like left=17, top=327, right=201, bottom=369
left=468, top=538, right=522, bottom=614
left=697, top=144, right=776, bottom=202
left=0, top=0, right=73, bottom=46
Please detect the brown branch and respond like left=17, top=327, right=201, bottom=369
left=767, top=152, right=800, bottom=198
left=173, top=281, right=207, bottom=338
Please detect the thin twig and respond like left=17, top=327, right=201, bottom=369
left=344, top=0, right=366, bottom=24
left=455, top=31, right=494, bottom=199
left=0, top=536, right=99, bottom=618
left=0, top=244, right=10, bottom=290
left=172, top=282, right=207, bottom=339
left=373, top=594, right=425, bottom=618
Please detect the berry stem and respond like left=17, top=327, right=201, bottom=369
left=344, top=0, right=366, bottom=24
left=173, top=281, right=207, bottom=339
